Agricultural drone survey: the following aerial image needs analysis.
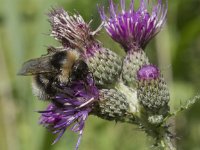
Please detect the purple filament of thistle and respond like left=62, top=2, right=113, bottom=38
left=99, top=0, right=167, bottom=51
left=38, top=73, right=98, bottom=150
left=137, top=65, right=160, bottom=80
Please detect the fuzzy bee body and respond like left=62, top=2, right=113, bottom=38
left=18, top=48, right=89, bottom=100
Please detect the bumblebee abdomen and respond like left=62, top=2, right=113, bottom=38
left=32, top=74, right=56, bottom=100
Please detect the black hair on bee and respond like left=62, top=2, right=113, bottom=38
left=70, top=60, right=89, bottom=82
left=18, top=48, right=89, bottom=100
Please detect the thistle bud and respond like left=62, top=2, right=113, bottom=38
left=93, top=89, right=136, bottom=123
left=86, top=47, right=122, bottom=86
left=122, top=50, right=149, bottom=87
left=137, top=65, right=170, bottom=114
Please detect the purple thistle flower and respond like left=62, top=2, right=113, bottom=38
left=48, top=8, right=101, bottom=52
left=99, top=0, right=168, bottom=51
left=39, top=73, right=99, bottom=150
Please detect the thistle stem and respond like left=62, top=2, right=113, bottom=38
left=146, top=125, right=176, bottom=150
left=140, top=117, right=176, bottom=150
left=161, top=133, right=176, bottom=150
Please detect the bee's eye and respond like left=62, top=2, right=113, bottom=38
left=51, top=51, right=67, bottom=69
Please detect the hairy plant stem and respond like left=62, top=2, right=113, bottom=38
left=144, top=123, right=176, bottom=150
left=161, top=133, right=176, bottom=150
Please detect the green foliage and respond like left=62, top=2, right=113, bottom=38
left=0, top=0, right=200, bottom=150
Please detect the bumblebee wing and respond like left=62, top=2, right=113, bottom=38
left=18, top=56, right=57, bottom=76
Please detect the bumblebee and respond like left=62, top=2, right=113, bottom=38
left=18, top=47, right=89, bottom=100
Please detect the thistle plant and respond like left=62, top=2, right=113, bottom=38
left=18, top=0, right=200, bottom=150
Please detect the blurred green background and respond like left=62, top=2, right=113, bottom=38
left=0, top=0, right=200, bottom=150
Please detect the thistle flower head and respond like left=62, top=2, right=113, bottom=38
left=48, top=8, right=123, bottom=88
left=48, top=8, right=99, bottom=51
left=137, top=64, right=169, bottom=112
left=99, top=0, right=167, bottom=51
left=39, top=73, right=99, bottom=150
